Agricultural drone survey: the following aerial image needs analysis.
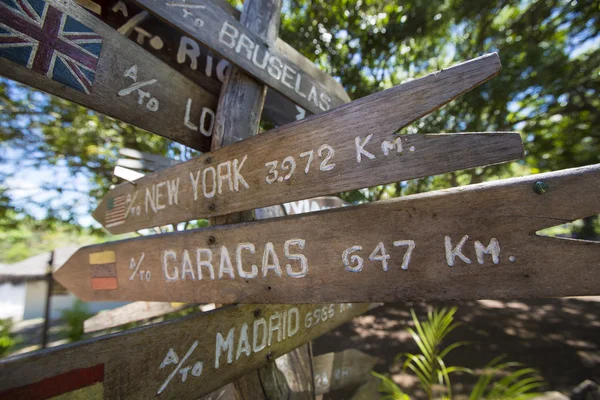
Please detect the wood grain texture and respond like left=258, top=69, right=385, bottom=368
left=0, top=303, right=370, bottom=399
left=208, top=2, right=314, bottom=398
left=208, top=2, right=300, bottom=398
left=132, top=0, right=350, bottom=114
left=208, top=0, right=280, bottom=228
left=0, top=0, right=215, bottom=151
left=57, top=164, right=600, bottom=303
left=75, top=0, right=331, bottom=126
left=118, top=148, right=180, bottom=171
left=312, top=349, right=379, bottom=395
left=93, top=54, right=523, bottom=233
left=259, top=344, right=315, bottom=399
left=83, top=301, right=190, bottom=332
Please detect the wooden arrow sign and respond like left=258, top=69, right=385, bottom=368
left=0, top=303, right=371, bottom=399
left=0, top=0, right=216, bottom=151
left=75, top=0, right=320, bottom=126
left=313, top=349, right=379, bottom=395
left=83, top=301, right=196, bottom=333
left=93, top=54, right=523, bottom=233
left=57, top=164, right=600, bottom=303
left=131, top=0, right=350, bottom=116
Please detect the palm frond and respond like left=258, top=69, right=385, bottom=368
left=385, top=308, right=546, bottom=400
left=371, top=371, right=410, bottom=400
left=470, top=355, right=545, bottom=399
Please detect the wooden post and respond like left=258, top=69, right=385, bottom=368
left=209, top=0, right=281, bottom=225
left=40, top=250, right=54, bottom=349
left=208, top=0, right=314, bottom=398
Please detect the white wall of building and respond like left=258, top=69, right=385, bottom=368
left=0, top=282, right=26, bottom=320
left=17, top=280, right=127, bottom=320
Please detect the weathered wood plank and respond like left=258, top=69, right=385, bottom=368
left=92, top=54, right=523, bottom=233
left=83, top=301, right=191, bottom=332
left=208, top=2, right=314, bottom=398
left=116, top=158, right=164, bottom=171
left=207, top=1, right=301, bottom=398
left=259, top=344, right=315, bottom=399
left=57, top=164, right=600, bottom=303
left=131, top=0, right=351, bottom=115
left=75, top=0, right=316, bottom=126
left=119, top=148, right=179, bottom=170
left=0, top=0, right=216, bottom=151
left=114, top=165, right=145, bottom=181
left=0, top=303, right=370, bottom=399
left=206, top=0, right=280, bottom=226
left=313, top=349, right=379, bottom=395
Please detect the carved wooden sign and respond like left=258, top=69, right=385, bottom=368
left=75, top=0, right=317, bottom=125
left=0, top=303, right=370, bottom=399
left=131, top=0, right=352, bottom=115
left=0, top=0, right=216, bottom=151
left=92, top=54, right=523, bottom=233
left=313, top=349, right=379, bottom=395
left=56, top=165, right=600, bottom=304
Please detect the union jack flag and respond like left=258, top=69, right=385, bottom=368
left=0, top=0, right=103, bottom=94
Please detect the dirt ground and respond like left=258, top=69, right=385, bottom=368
left=312, top=297, right=600, bottom=398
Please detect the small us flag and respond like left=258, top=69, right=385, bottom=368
left=0, top=0, right=103, bottom=94
left=105, top=195, right=127, bottom=228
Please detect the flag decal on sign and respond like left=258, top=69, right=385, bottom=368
left=104, top=195, right=127, bottom=228
left=0, top=363, right=104, bottom=398
left=0, top=0, right=102, bottom=94
left=89, top=250, right=118, bottom=291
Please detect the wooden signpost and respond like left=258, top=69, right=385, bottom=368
left=56, top=164, right=600, bottom=304
left=204, top=1, right=309, bottom=397
left=2, top=0, right=599, bottom=396
left=0, top=0, right=216, bottom=151
left=312, top=349, right=379, bottom=395
left=130, top=0, right=350, bottom=116
left=92, top=54, right=524, bottom=233
left=74, top=0, right=321, bottom=126
left=117, top=148, right=180, bottom=172
left=83, top=301, right=196, bottom=333
left=0, top=303, right=371, bottom=398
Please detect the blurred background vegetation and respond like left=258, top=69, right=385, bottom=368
left=0, top=0, right=598, bottom=263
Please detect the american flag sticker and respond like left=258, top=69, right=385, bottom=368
left=104, top=195, right=127, bottom=228
left=89, top=250, right=118, bottom=291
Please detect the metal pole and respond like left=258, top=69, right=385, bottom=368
left=41, top=250, right=54, bottom=349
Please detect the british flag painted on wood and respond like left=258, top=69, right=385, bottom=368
left=0, top=0, right=102, bottom=94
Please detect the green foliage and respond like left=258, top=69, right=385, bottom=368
left=0, top=319, right=16, bottom=357
left=280, top=0, right=599, bottom=208
left=0, top=78, right=188, bottom=227
left=372, top=371, right=410, bottom=400
left=398, top=308, right=470, bottom=399
left=61, top=300, right=93, bottom=343
left=0, top=215, right=105, bottom=263
left=469, top=356, right=545, bottom=400
left=373, top=307, right=544, bottom=399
